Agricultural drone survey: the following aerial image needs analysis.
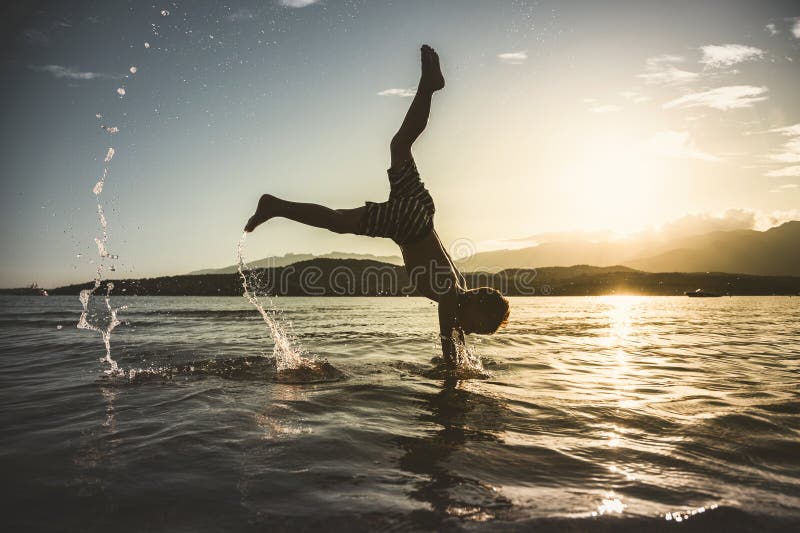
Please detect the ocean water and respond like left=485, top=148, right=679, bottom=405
left=1, top=295, right=798, bottom=532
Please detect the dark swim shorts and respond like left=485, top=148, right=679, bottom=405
left=360, top=159, right=436, bottom=245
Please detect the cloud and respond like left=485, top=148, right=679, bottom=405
left=23, top=29, right=50, bottom=46
left=763, top=124, right=800, bottom=171
left=659, top=208, right=798, bottom=237
left=765, top=23, right=779, bottom=36
left=641, top=130, right=720, bottom=162
left=620, top=90, right=650, bottom=103
left=699, top=44, right=764, bottom=68
left=770, top=183, right=798, bottom=193
left=765, top=165, right=800, bottom=177
left=227, top=8, right=255, bottom=21
left=589, top=104, right=622, bottom=114
left=497, top=51, right=527, bottom=65
left=663, top=85, right=767, bottom=110
left=377, top=88, right=416, bottom=97
left=637, top=55, right=699, bottom=85
left=767, top=123, right=800, bottom=136
left=29, top=65, right=118, bottom=80
left=278, top=0, right=321, bottom=7
left=793, top=17, right=800, bottom=39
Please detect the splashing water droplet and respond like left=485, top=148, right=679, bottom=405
left=129, top=66, right=137, bottom=74
left=144, top=42, right=150, bottom=49
left=95, top=113, right=103, bottom=119
left=79, top=135, right=125, bottom=374
left=56, top=325, right=63, bottom=330
left=116, top=87, right=126, bottom=97
left=161, top=9, right=170, bottom=16
left=237, top=233, right=305, bottom=371
left=95, top=237, right=107, bottom=257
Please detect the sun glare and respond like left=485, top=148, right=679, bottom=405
left=562, top=132, right=659, bottom=234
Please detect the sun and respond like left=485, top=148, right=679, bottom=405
left=557, top=130, right=664, bottom=236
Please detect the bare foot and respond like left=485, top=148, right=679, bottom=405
left=244, top=194, right=277, bottom=232
left=419, top=44, right=445, bottom=92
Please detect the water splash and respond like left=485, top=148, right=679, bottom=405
left=78, top=282, right=126, bottom=375
left=448, top=336, right=490, bottom=380
left=78, top=133, right=126, bottom=375
left=453, top=336, right=487, bottom=375
left=236, top=233, right=304, bottom=371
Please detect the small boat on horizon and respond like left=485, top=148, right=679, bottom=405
left=685, top=289, right=723, bottom=298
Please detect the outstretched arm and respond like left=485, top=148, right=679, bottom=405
left=390, top=44, right=445, bottom=169
left=433, top=230, right=467, bottom=289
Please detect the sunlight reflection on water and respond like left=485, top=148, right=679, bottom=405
left=2, top=295, right=799, bottom=531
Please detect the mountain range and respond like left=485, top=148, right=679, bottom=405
left=189, top=252, right=403, bottom=275
left=194, top=221, right=800, bottom=277
left=458, top=221, right=800, bottom=276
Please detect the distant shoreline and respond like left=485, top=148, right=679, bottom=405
left=2, top=259, right=798, bottom=297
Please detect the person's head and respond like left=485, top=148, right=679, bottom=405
left=456, top=287, right=510, bottom=334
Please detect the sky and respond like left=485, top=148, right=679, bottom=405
left=1, top=0, right=799, bottom=287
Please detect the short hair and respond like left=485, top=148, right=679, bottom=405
left=465, top=287, right=510, bottom=334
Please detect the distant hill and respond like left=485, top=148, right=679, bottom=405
left=45, top=259, right=800, bottom=297
left=626, top=222, right=800, bottom=275
left=459, top=221, right=800, bottom=276
left=189, top=252, right=403, bottom=275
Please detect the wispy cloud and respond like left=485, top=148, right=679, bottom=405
left=663, top=85, right=768, bottom=110
left=497, top=51, right=527, bottom=65
left=641, top=130, right=720, bottom=162
left=659, top=208, right=799, bottom=236
left=765, top=166, right=800, bottom=177
left=377, top=88, right=416, bottom=98
left=768, top=124, right=800, bottom=136
left=278, top=0, right=321, bottom=8
left=765, top=23, right=779, bottom=36
left=762, top=124, right=800, bottom=170
left=770, top=183, right=798, bottom=193
left=23, top=29, right=50, bottom=46
left=29, top=64, right=119, bottom=81
left=699, top=44, right=765, bottom=68
left=589, top=104, right=622, bottom=114
left=227, top=8, right=255, bottom=22
left=620, top=90, right=650, bottom=103
left=637, top=54, right=699, bottom=85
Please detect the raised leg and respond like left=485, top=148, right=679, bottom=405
left=244, top=194, right=364, bottom=234
left=390, top=44, right=445, bottom=169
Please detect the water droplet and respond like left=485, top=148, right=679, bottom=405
left=116, top=87, right=126, bottom=97
left=161, top=9, right=170, bottom=16
left=144, top=41, right=150, bottom=49
left=95, top=113, right=103, bottom=119
left=56, top=325, right=63, bottom=330
left=129, top=66, right=137, bottom=74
